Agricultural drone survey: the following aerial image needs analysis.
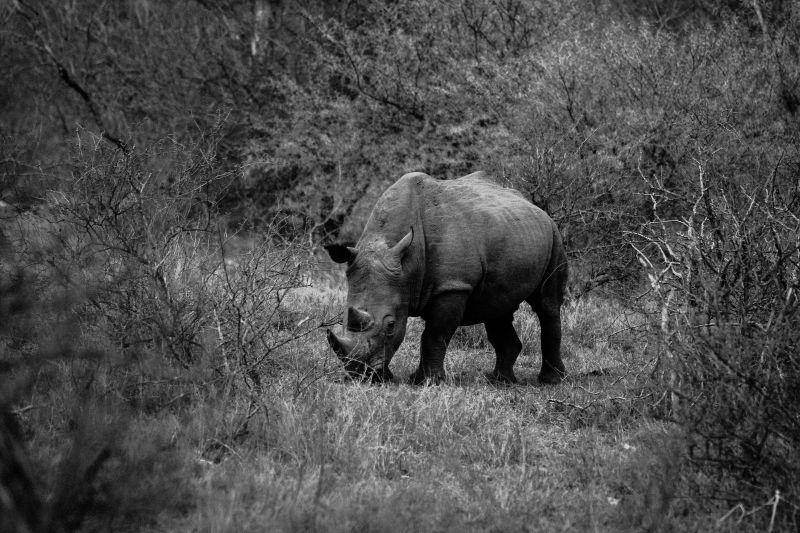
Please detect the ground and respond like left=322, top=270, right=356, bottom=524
left=13, top=271, right=750, bottom=532
left=144, top=295, right=717, bottom=531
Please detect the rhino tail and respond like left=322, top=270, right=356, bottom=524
left=535, top=221, right=568, bottom=307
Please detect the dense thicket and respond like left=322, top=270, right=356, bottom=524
left=2, top=0, right=799, bottom=529
left=3, top=1, right=798, bottom=274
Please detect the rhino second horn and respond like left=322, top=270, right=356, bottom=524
left=347, top=306, right=374, bottom=332
left=390, top=229, right=414, bottom=257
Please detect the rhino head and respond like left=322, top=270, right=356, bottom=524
left=324, top=230, right=414, bottom=383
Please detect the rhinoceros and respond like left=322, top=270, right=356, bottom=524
left=324, top=171, right=567, bottom=385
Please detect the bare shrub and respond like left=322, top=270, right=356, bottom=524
left=209, top=227, right=318, bottom=393
left=27, top=132, right=320, bottom=383
left=24, top=133, right=228, bottom=367
left=633, top=158, right=800, bottom=527
left=0, top=253, right=193, bottom=532
left=2, top=131, right=327, bottom=525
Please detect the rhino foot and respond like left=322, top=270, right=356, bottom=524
left=537, top=369, right=565, bottom=385
left=342, top=360, right=394, bottom=384
left=486, top=369, right=518, bottom=385
left=409, top=368, right=446, bottom=386
left=372, top=367, right=395, bottom=384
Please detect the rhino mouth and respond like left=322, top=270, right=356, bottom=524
left=327, top=329, right=393, bottom=383
left=343, top=360, right=394, bottom=383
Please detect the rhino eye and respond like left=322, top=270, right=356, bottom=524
left=385, top=318, right=396, bottom=335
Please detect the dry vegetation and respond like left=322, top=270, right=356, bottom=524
left=2, top=1, right=800, bottom=531
left=2, top=255, right=695, bottom=531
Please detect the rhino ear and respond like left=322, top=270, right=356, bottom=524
left=390, top=228, right=414, bottom=259
left=325, top=244, right=357, bottom=264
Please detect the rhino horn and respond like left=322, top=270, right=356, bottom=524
left=347, top=306, right=373, bottom=332
left=390, top=228, right=414, bottom=258
left=327, top=329, right=356, bottom=360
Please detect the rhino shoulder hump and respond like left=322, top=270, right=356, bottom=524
left=459, top=170, right=491, bottom=181
left=397, top=172, right=433, bottom=188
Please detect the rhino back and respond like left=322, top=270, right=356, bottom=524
left=359, top=172, right=557, bottom=321
left=426, top=173, right=554, bottom=322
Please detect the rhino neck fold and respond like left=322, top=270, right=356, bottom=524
left=407, top=221, right=426, bottom=317
left=359, top=174, right=428, bottom=317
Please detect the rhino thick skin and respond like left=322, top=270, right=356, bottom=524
left=325, top=171, right=567, bottom=385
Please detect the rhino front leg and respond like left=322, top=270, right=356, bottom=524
left=411, top=292, right=467, bottom=385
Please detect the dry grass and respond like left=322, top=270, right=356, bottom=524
left=155, top=282, right=705, bottom=531
left=3, top=253, right=775, bottom=532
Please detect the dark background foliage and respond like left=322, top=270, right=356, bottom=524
left=2, top=0, right=799, bottom=530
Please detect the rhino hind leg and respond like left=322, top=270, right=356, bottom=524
left=528, top=277, right=567, bottom=384
left=530, top=230, right=568, bottom=385
left=533, top=304, right=565, bottom=384
left=485, top=317, right=521, bottom=384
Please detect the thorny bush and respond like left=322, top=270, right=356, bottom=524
left=633, top=157, right=800, bottom=527
left=23, top=133, right=317, bottom=384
